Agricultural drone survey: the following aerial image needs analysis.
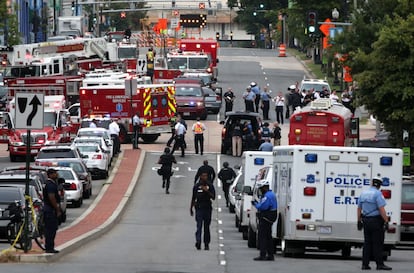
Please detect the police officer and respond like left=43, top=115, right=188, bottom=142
left=223, top=88, right=235, bottom=115
left=190, top=171, right=216, bottom=250
left=357, top=177, right=392, bottom=270
left=109, top=118, right=121, bottom=155
left=166, top=114, right=178, bottom=147
left=217, top=162, right=237, bottom=207
left=171, top=119, right=186, bottom=157
left=192, top=117, right=206, bottom=155
left=194, top=160, right=216, bottom=184
left=158, top=147, right=177, bottom=194
left=252, top=180, right=277, bottom=261
left=43, top=168, right=62, bottom=253
left=132, top=112, right=141, bottom=149
left=146, top=47, right=155, bottom=81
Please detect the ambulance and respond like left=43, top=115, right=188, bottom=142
left=235, top=151, right=273, bottom=240
left=273, top=145, right=403, bottom=258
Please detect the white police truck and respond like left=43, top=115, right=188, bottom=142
left=235, top=151, right=273, bottom=240
left=273, top=145, right=402, bottom=258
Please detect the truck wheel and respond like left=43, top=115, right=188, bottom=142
left=242, top=228, right=248, bottom=240
left=10, top=154, right=17, bottom=162
left=235, top=215, right=239, bottom=228
left=229, top=203, right=235, bottom=213
left=221, top=144, right=227, bottom=154
left=200, top=111, right=208, bottom=120
left=341, top=246, right=351, bottom=258
left=141, top=134, right=159, bottom=143
left=247, top=225, right=256, bottom=248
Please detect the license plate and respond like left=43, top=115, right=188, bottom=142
left=31, top=149, right=38, bottom=153
left=317, top=226, right=332, bottom=234
left=183, top=112, right=190, bottom=116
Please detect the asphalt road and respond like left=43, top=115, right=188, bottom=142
left=1, top=48, right=414, bottom=272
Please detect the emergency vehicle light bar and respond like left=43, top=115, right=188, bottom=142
left=254, top=158, right=265, bottom=165
left=380, top=156, right=393, bottom=166
left=305, top=153, right=317, bottom=163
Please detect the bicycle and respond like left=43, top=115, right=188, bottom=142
left=5, top=196, right=46, bottom=251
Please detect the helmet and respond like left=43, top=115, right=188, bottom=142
left=257, top=180, right=270, bottom=188
left=288, top=85, right=296, bottom=90
left=250, top=81, right=257, bottom=87
left=372, top=177, right=383, bottom=187
left=246, top=86, right=251, bottom=90
left=223, top=162, right=229, bottom=168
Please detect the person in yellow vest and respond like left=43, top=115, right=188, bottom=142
left=146, top=47, right=155, bottom=81
left=192, top=117, right=206, bottom=155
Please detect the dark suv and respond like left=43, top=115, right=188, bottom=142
left=175, top=84, right=208, bottom=120
left=220, top=112, right=262, bottom=154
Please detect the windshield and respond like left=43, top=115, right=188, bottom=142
left=77, top=145, right=100, bottom=153
left=188, top=57, right=209, bottom=69
left=167, top=56, right=210, bottom=70
left=402, top=184, right=414, bottom=204
left=175, top=86, right=203, bottom=97
left=118, top=48, right=137, bottom=59
left=57, top=170, right=75, bottom=180
left=0, top=189, right=22, bottom=202
left=301, top=83, right=331, bottom=92
left=44, top=112, right=57, bottom=127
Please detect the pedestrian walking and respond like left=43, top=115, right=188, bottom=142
left=273, top=91, right=285, bottom=124
left=243, top=86, right=255, bottom=112
left=132, top=112, right=141, bottom=149
left=158, top=147, right=177, bottom=194
left=260, top=86, right=272, bottom=120
left=357, top=178, right=392, bottom=270
left=171, top=119, right=186, bottom=157
left=194, top=160, right=216, bottom=184
left=166, top=114, right=178, bottom=147
left=223, top=88, right=235, bottom=115
left=231, top=119, right=243, bottom=157
left=190, top=171, right=216, bottom=250
left=272, top=122, right=282, bottom=146
left=218, top=162, right=237, bottom=207
left=192, top=117, right=206, bottom=155
left=43, top=168, right=62, bottom=253
left=251, top=180, right=278, bottom=261
left=109, top=118, right=121, bottom=155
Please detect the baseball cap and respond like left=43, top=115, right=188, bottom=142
left=47, top=168, right=57, bottom=175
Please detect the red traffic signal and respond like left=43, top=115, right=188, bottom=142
left=120, top=12, right=126, bottom=19
left=199, top=3, right=205, bottom=9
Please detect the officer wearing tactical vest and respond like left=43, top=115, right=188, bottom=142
left=146, top=47, right=155, bottom=81
left=192, top=117, right=206, bottom=155
left=357, top=177, right=392, bottom=271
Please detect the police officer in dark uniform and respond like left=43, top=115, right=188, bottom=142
left=194, top=160, right=216, bottom=184
left=218, top=162, right=237, bottom=207
left=158, top=147, right=177, bottom=194
left=223, top=88, right=235, bottom=115
left=252, top=180, right=277, bottom=261
left=43, top=168, right=62, bottom=253
left=357, top=178, right=392, bottom=270
left=190, top=171, right=216, bottom=250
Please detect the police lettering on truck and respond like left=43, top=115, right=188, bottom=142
left=273, top=145, right=402, bottom=258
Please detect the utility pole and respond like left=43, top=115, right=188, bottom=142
left=53, top=0, right=57, bottom=36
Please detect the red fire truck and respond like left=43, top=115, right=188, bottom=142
left=5, top=75, right=83, bottom=106
left=289, top=98, right=357, bottom=146
left=178, top=38, right=219, bottom=80
left=8, top=95, right=72, bottom=161
left=79, top=75, right=176, bottom=143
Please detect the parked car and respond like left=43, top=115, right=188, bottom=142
left=220, top=111, right=262, bottom=155
left=175, top=84, right=208, bottom=120
left=73, top=136, right=113, bottom=163
left=35, top=145, right=83, bottom=162
left=76, top=128, right=114, bottom=155
left=358, top=131, right=393, bottom=148
left=79, top=117, right=129, bottom=144
left=72, top=142, right=110, bottom=179
left=203, top=87, right=222, bottom=114
left=54, top=166, right=83, bottom=208
left=0, top=186, right=25, bottom=238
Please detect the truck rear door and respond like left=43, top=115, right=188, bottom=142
left=324, top=162, right=372, bottom=222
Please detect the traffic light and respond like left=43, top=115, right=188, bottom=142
left=216, top=32, right=220, bottom=40
left=120, top=12, right=126, bottom=19
left=172, top=0, right=176, bottom=8
left=71, top=1, right=75, bottom=10
left=307, top=11, right=317, bottom=33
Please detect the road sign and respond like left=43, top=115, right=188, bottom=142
left=170, top=18, right=179, bottom=29
left=319, top=18, right=334, bottom=36
left=14, top=93, right=44, bottom=130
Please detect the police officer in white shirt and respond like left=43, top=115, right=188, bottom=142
left=171, top=120, right=186, bottom=157
left=132, top=113, right=141, bottom=149
left=109, top=118, right=121, bottom=155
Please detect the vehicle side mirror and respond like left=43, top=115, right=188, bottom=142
left=242, top=185, right=252, bottom=195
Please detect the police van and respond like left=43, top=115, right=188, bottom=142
left=273, top=145, right=402, bottom=258
left=235, top=151, right=272, bottom=240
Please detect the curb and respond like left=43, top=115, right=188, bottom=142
left=18, top=150, right=146, bottom=263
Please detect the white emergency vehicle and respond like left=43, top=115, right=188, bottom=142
left=235, top=151, right=273, bottom=240
left=273, top=145, right=403, bottom=258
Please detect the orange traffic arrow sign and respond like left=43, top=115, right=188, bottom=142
left=319, top=18, right=334, bottom=36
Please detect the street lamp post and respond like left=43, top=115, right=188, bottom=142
left=332, top=8, right=340, bottom=86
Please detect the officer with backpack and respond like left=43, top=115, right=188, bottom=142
left=218, top=162, right=237, bottom=207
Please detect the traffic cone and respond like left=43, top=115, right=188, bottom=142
left=279, top=43, right=286, bottom=57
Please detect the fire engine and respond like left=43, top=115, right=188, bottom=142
left=166, top=50, right=214, bottom=80
left=273, top=145, right=402, bottom=257
left=8, top=95, right=72, bottom=162
left=178, top=38, right=219, bottom=80
left=106, top=38, right=139, bottom=74
left=79, top=71, right=175, bottom=143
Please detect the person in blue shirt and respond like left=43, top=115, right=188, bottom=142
left=252, top=180, right=278, bottom=261
left=250, top=82, right=261, bottom=113
left=357, top=178, right=392, bottom=271
left=258, top=139, right=273, bottom=151
left=260, top=86, right=272, bottom=120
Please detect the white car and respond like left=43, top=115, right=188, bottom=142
left=234, top=185, right=253, bottom=240
left=73, top=142, right=110, bottom=179
left=54, top=166, right=83, bottom=208
left=76, top=128, right=114, bottom=157
left=73, top=136, right=114, bottom=163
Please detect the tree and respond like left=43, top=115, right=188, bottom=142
left=353, top=14, right=414, bottom=148
left=0, top=2, right=20, bottom=46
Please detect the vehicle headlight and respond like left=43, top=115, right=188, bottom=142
left=46, top=140, right=57, bottom=145
left=196, top=102, right=204, bottom=107
left=10, top=141, right=25, bottom=146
